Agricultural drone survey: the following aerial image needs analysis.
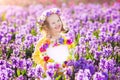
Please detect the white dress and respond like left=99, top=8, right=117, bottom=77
left=46, top=44, right=69, bottom=65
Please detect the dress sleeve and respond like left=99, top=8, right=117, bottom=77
left=32, top=37, right=46, bottom=67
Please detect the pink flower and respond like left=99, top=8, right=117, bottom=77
left=66, top=39, right=73, bottom=45
left=39, top=46, right=46, bottom=52
left=53, top=42, right=59, bottom=47
left=54, top=63, right=60, bottom=69
left=44, top=56, right=50, bottom=62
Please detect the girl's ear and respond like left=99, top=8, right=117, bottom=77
left=42, top=20, right=50, bottom=30
left=42, top=25, right=49, bottom=31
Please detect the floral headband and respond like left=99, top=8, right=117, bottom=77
left=37, top=8, right=61, bottom=25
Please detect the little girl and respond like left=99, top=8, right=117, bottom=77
left=32, top=8, right=75, bottom=71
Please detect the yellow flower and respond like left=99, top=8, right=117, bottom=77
left=48, top=59, right=54, bottom=62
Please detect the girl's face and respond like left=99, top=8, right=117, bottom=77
left=46, top=14, right=62, bottom=34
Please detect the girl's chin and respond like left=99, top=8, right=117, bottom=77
left=55, top=28, right=61, bottom=32
left=55, top=30, right=61, bottom=33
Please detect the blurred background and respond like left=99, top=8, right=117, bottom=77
left=0, top=0, right=119, bottom=7
left=0, top=0, right=120, bottom=79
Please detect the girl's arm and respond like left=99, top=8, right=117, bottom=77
left=32, top=47, right=44, bottom=66
left=32, top=37, right=46, bottom=69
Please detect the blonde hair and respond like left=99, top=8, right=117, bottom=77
left=40, top=14, right=69, bottom=34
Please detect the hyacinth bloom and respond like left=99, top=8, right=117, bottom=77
left=75, top=69, right=91, bottom=80
left=93, top=72, right=108, bottom=80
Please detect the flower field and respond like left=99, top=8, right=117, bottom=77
left=0, top=2, right=120, bottom=80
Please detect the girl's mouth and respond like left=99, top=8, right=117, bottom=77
left=55, top=25, right=61, bottom=30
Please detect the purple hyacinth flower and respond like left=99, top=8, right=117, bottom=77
left=16, top=75, right=26, bottom=80
left=43, top=43, right=49, bottom=49
left=46, top=69, right=54, bottom=78
left=46, top=12, right=52, bottom=17
left=27, top=68, right=36, bottom=78
left=35, top=65, right=43, bottom=78
left=58, top=37, right=64, bottom=44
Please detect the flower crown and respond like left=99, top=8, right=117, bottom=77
left=37, top=8, right=61, bottom=25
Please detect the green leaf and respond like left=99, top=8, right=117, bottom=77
left=21, top=70, right=26, bottom=75
left=75, top=34, right=80, bottom=46
left=22, top=36, right=25, bottom=42
left=33, top=62, right=37, bottom=67
left=93, top=30, right=100, bottom=39
left=17, top=69, right=21, bottom=76
left=85, top=47, right=94, bottom=60
left=118, top=54, right=120, bottom=63
left=98, top=45, right=101, bottom=51
left=86, top=47, right=89, bottom=53
left=42, top=72, right=47, bottom=78
left=31, top=29, right=37, bottom=36
left=14, top=23, right=17, bottom=28
left=25, top=44, right=34, bottom=59
left=74, top=53, right=79, bottom=61
left=10, top=34, right=16, bottom=43
left=1, top=12, right=6, bottom=21
left=103, top=42, right=107, bottom=46
left=85, top=53, right=94, bottom=60
left=109, top=19, right=112, bottom=23
left=55, top=75, right=62, bottom=80
left=6, top=48, right=13, bottom=59
left=100, top=18, right=105, bottom=23
left=0, top=50, right=2, bottom=54
left=111, top=42, right=116, bottom=48
left=12, top=34, right=15, bottom=40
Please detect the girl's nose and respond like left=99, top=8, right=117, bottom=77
left=55, top=23, right=59, bottom=26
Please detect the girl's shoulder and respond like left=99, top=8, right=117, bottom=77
left=35, top=36, right=50, bottom=48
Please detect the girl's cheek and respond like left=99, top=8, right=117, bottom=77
left=50, top=24, right=54, bottom=28
left=50, top=25, right=56, bottom=29
left=53, top=25, right=56, bottom=28
left=59, top=22, right=62, bottom=25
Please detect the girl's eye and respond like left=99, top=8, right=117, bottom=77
left=52, top=22, right=55, bottom=24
